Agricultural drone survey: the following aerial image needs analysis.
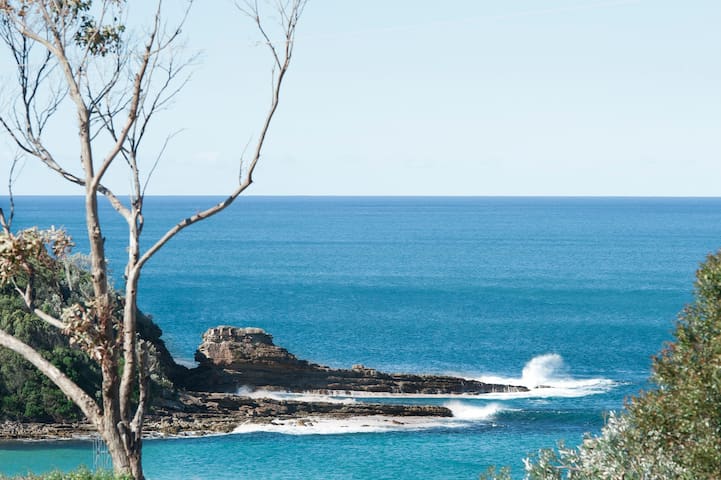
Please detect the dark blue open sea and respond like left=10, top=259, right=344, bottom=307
left=2, top=196, right=721, bottom=479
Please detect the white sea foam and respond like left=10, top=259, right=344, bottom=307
left=522, top=353, right=568, bottom=387
left=229, top=354, right=615, bottom=435
left=232, top=415, right=454, bottom=435
left=236, top=386, right=356, bottom=404
left=231, top=400, right=506, bottom=435
left=230, top=394, right=508, bottom=436
left=476, top=353, right=617, bottom=399
left=235, top=353, right=616, bottom=404
left=444, top=401, right=506, bottom=421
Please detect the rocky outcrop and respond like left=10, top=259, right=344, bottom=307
left=0, top=392, right=452, bottom=440
left=1, top=326, right=526, bottom=440
left=183, top=326, right=528, bottom=395
left=150, top=391, right=452, bottom=436
left=194, top=326, right=306, bottom=370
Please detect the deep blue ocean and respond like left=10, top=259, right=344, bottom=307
left=2, top=196, right=721, bottom=479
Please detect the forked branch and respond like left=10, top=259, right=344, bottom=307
left=136, top=0, right=306, bottom=271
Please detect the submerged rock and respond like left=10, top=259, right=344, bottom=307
left=183, top=326, right=528, bottom=395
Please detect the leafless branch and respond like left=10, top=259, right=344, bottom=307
left=141, top=128, right=183, bottom=197
left=137, top=0, right=306, bottom=271
left=92, top=2, right=163, bottom=188
left=129, top=339, right=151, bottom=437
left=238, top=135, right=253, bottom=184
left=1, top=152, right=22, bottom=231
left=34, top=308, right=68, bottom=330
left=0, top=152, right=18, bottom=234
left=85, top=52, right=125, bottom=118
left=9, top=267, right=68, bottom=330
left=0, top=115, right=34, bottom=154
left=131, top=51, right=197, bottom=151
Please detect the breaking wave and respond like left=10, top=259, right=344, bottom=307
left=476, top=353, right=617, bottom=399
left=228, top=354, right=616, bottom=435
left=235, top=354, right=617, bottom=405
left=443, top=401, right=507, bottom=421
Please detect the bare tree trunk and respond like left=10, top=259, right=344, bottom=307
left=79, top=84, right=137, bottom=479
left=128, top=448, right=143, bottom=480
left=0, top=2, right=306, bottom=478
left=105, top=415, right=131, bottom=476
left=120, top=227, right=143, bottom=479
left=120, top=217, right=141, bottom=421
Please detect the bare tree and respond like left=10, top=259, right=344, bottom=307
left=0, top=1, right=306, bottom=478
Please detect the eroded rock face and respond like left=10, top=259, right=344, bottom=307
left=184, top=326, right=529, bottom=395
left=194, top=326, right=304, bottom=369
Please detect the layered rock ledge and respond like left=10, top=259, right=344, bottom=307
left=0, top=392, right=452, bottom=440
left=181, top=326, right=528, bottom=395
left=1, top=326, right=528, bottom=440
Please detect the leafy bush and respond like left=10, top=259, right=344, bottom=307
left=0, top=251, right=180, bottom=422
left=483, top=251, right=721, bottom=479
left=0, top=286, right=100, bottom=421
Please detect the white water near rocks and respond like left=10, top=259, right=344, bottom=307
left=228, top=354, right=616, bottom=436
left=232, top=416, right=456, bottom=435
left=230, top=403, right=508, bottom=436
left=477, top=354, right=618, bottom=399
left=4, top=196, right=721, bottom=479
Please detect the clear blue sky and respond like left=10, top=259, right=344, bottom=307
left=2, top=0, right=720, bottom=196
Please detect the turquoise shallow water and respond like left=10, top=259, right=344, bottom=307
left=2, top=196, right=721, bottom=478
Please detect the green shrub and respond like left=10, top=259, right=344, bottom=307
left=484, top=250, right=721, bottom=479
left=0, top=252, right=179, bottom=422
left=0, top=466, right=131, bottom=480
left=0, top=288, right=100, bottom=421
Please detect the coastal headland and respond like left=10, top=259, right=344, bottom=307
left=1, top=326, right=527, bottom=439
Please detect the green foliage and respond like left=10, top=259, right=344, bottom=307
left=486, top=251, right=721, bottom=479
left=0, top=239, right=102, bottom=422
left=0, top=287, right=101, bottom=421
left=625, top=251, right=721, bottom=478
left=480, top=466, right=512, bottom=480
left=0, top=231, right=177, bottom=422
left=519, top=413, right=690, bottom=479
left=74, top=14, right=125, bottom=57
left=0, top=1, right=126, bottom=58
left=0, top=466, right=131, bottom=480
